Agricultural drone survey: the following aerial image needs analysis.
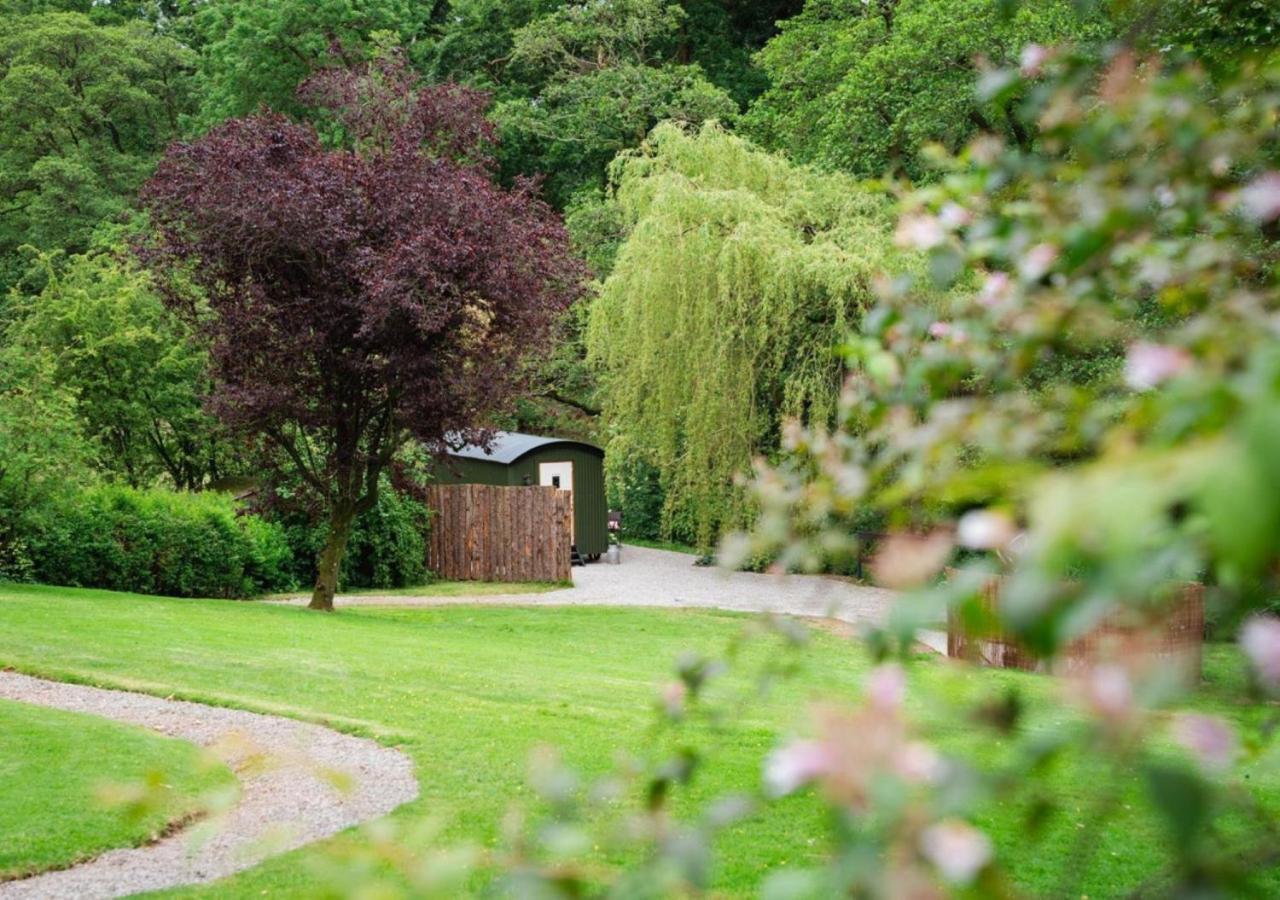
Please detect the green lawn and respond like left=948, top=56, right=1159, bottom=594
left=0, top=582, right=1275, bottom=896
left=0, top=698, right=234, bottom=880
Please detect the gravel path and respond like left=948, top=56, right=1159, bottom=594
left=0, top=672, right=418, bottom=900
left=275, top=546, right=945, bottom=643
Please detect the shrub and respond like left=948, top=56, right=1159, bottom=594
left=279, top=486, right=431, bottom=592
left=25, top=485, right=293, bottom=598
left=606, top=456, right=666, bottom=543
left=0, top=347, right=91, bottom=582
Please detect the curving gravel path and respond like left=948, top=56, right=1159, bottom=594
left=0, top=671, right=418, bottom=900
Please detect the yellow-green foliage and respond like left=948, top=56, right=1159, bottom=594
left=588, top=122, right=907, bottom=547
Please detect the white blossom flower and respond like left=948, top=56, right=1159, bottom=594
left=763, top=739, right=834, bottom=797
left=1241, top=615, right=1280, bottom=690
left=920, top=820, right=993, bottom=885
left=1240, top=171, right=1280, bottom=222
left=1084, top=664, right=1133, bottom=723
left=896, top=214, right=946, bottom=250
left=956, top=509, right=1017, bottom=550
left=1171, top=713, right=1238, bottom=773
left=977, top=271, right=1012, bottom=308
left=1124, top=341, right=1192, bottom=390
left=938, top=202, right=973, bottom=229
left=1018, top=243, right=1058, bottom=281
left=1020, top=43, right=1050, bottom=77
left=896, top=741, right=946, bottom=785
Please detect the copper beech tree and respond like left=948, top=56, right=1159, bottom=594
left=141, top=62, right=586, bottom=610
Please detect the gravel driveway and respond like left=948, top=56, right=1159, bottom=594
left=0, top=672, right=417, bottom=900
left=305, top=545, right=906, bottom=631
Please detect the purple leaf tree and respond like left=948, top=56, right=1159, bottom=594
left=141, top=60, right=586, bottom=610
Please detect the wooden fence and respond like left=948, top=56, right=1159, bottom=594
left=425, top=484, right=573, bottom=583
left=947, top=573, right=1204, bottom=685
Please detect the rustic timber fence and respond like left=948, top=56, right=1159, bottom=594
left=946, top=572, right=1204, bottom=684
left=425, top=484, right=573, bottom=583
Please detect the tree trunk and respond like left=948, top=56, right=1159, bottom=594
left=309, top=504, right=356, bottom=611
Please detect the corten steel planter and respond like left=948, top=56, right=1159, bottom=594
left=945, top=571, right=1204, bottom=684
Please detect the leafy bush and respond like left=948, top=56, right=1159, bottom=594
left=5, top=248, right=229, bottom=490
left=606, top=456, right=666, bottom=543
left=279, top=486, right=431, bottom=592
left=25, top=486, right=293, bottom=598
left=0, top=349, right=91, bottom=582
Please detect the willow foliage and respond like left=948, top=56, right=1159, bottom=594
left=588, top=122, right=910, bottom=547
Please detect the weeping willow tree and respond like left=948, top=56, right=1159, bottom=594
left=588, top=122, right=911, bottom=549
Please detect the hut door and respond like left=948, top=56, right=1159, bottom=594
left=538, top=462, right=574, bottom=539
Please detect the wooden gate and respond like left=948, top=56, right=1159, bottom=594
left=425, top=484, right=573, bottom=583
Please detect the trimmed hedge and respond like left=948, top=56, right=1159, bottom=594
left=26, top=485, right=293, bottom=598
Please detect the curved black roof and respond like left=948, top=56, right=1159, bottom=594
left=446, top=431, right=603, bottom=465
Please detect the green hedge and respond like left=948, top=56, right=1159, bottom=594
left=25, top=485, right=293, bottom=599
left=279, top=486, right=431, bottom=592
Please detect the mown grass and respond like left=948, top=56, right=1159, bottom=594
left=0, top=582, right=1275, bottom=896
left=0, top=698, right=234, bottom=880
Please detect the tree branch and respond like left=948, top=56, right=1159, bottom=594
left=266, top=426, right=327, bottom=495
left=543, top=388, right=601, bottom=416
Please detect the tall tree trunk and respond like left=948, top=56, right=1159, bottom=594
left=310, top=503, right=356, bottom=611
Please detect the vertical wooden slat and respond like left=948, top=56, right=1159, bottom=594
left=424, top=484, right=574, bottom=582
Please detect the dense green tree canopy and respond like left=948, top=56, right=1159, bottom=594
left=187, top=0, right=438, bottom=126
left=418, top=0, right=558, bottom=88
left=587, top=123, right=917, bottom=546
left=0, top=11, right=192, bottom=290
left=0, top=0, right=173, bottom=24
left=1126, top=0, right=1280, bottom=76
left=493, top=0, right=738, bottom=204
left=5, top=249, right=223, bottom=490
left=743, top=0, right=1111, bottom=177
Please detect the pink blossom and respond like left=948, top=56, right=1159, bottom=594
left=1019, top=43, right=1051, bottom=78
left=938, top=202, right=972, bottom=229
left=1018, top=243, right=1058, bottom=281
left=763, top=739, right=835, bottom=797
left=661, top=680, right=687, bottom=717
left=928, top=321, right=953, bottom=338
left=1171, top=714, right=1238, bottom=773
left=896, top=741, right=945, bottom=785
left=1125, top=341, right=1192, bottom=390
left=919, top=820, right=993, bottom=885
left=1240, top=171, right=1280, bottom=222
left=977, top=271, right=1012, bottom=308
left=896, top=214, right=946, bottom=250
left=1241, top=615, right=1280, bottom=690
left=956, top=509, right=1017, bottom=550
left=1084, top=664, right=1134, bottom=723
left=869, top=530, right=953, bottom=589
left=866, top=663, right=907, bottom=711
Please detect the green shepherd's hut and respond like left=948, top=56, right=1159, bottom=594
left=440, top=432, right=608, bottom=561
